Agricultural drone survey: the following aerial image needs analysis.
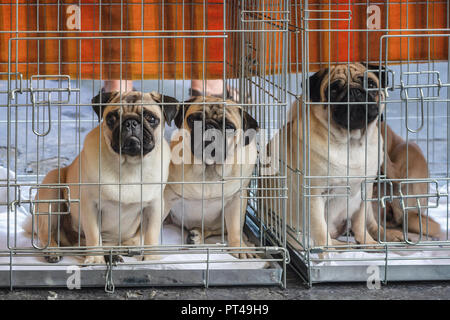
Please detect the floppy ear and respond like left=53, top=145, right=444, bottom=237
left=91, top=91, right=119, bottom=121
left=150, top=91, right=180, bottom=124
left=174, top=97, right=196, bottom=128
left=304, top=68, right=328, bottom=102
left=365, top=63, right=389, bottom=89
left=242, top=109, right=259, bottom=146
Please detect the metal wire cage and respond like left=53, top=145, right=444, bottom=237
left=263, top=0, right=450, bottom=286
left=0, top=1, right=289, bottom=290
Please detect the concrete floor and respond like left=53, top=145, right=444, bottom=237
left=1, top=268, right=449, bottom=300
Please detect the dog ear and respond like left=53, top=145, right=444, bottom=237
left=150, top=91, right=180, bottom=124
left=365, top=63, right=389, bottom=89
left=242, top=109, right=259, bottom=146
left=304, top=68, right=328, bottom=102
left=91, top=91, right=119, bottom=121
left=174, top=97, right=196, bottom=128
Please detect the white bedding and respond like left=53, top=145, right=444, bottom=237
left=310, top=189, right=450, bottom=266
left=1, top=166, right=449, bottom=270
left=0, top=167, right=268, bottom=271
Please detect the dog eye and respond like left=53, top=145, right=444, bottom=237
left=144, top=112, right=159, bottom=126
left=368, top=78, right=377, bottom=88
left=225, top=123, right=235, bottom=131
left=106, top=114, right=116, bottom=127
left=187, top=114, right=202, bottom=127
left=327, top=82, right=340, bottom=98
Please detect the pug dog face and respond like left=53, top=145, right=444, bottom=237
left=92, top=91, right=179, bottom=158
left=307, top=63, right=387, bottom=131
left=174, top=96, right=258, bottom=165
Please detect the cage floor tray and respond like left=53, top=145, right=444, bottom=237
left=0, top=203, right=283, bottom=288
left=289, top=246, right=450, bottom=284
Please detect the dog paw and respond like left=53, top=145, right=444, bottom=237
left=331, top=239, right=351, bottom=246
left=104, top=255, right=124, bottom=264
left=228, top=241, right=258, bottom=259
left=45, top=254, right=62, bottom=263
left=230, top=251, right=258, bottom=259
left=186, top=229, right=202, bottom=245
left=384, top=229, right=405, bottom=242
left=141, top=254, right=161, bottom=261
left=356, top=240, right=380, bottom=251
left=83, top=255, right=106, bottom=265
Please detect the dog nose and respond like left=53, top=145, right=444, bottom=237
left=123, top=118, right=139, bottom=130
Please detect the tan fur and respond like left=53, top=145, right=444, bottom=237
left=164, top=96, right=258, bottom=258
left=261, top=63, right=401, bottom=255
left=373, top=122, right=441, bottom=240
left=32, top=91, right=172, bottom=263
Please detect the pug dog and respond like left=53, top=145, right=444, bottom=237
left=163, top=96, right=259, bottom=258
left=262, top=63, right=401, bottom=252
left=30, top=91, right=179, bottom=263
left=372, top=121, right=441, bottom=241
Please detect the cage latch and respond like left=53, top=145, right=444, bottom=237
left=364, top=67, right=395, bottom=96
left=29, top=185, right=71, bottom=215
left=400, top=71, right=449, bottom=133
left=29, top=185, right=71, bottom=250
left=397, top=180, right=444, bottom=245
left=27, top=75, right=79, bottom=137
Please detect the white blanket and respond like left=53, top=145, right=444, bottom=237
left=1, top=166, right=449, bottom=270
left=0, top=167, right=268, bottom=271
left=311, top=190, right=450, bottom=266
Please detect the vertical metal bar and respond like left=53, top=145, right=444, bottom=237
left=221, top=0, right=227, bottom=244
left=447, top=1, right=450, bottom=241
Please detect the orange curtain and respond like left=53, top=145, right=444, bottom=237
left=0, top=1, right=226, bottom=80
left=1, top=1, right=448, bottom=79
left=291, top=0, right=448, bottom=71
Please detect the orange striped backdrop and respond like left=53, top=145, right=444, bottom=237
left=0, top=1, right=448, bottom=79
left=0, top=1, right=226, bottom=80
left=293, top=0, right=448, bottom=71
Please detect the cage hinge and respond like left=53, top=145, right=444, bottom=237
left=1, top=72, right=24, bottom=99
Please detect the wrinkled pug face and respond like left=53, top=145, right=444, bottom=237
left=308, top=63, right=387, bottom=131
left=91, top=91, right=179, bottom=158
left=174, top=96, right=258, bottom=165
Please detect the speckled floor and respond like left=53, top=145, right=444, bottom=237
left=1, top=268, right=449, bottom=300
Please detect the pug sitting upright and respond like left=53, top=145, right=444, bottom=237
left=163, top=96, right=259, bottom=258
left=30, top=91, right=179, bottom=264
left=263, top=63, right=401, bottom=251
